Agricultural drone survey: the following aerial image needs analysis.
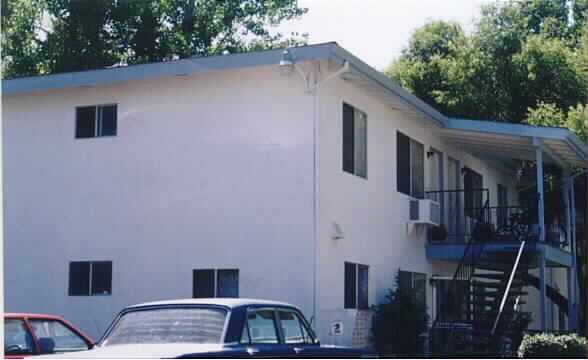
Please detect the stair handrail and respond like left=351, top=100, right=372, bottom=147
left=490, top=240, right=527, bottom=335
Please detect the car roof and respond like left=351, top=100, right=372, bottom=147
left=5, top=313, right=65, bottom=320
left=127, top=298, right=299, bottom=310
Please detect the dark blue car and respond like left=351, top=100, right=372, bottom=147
left=39, top=298, right=370, bottom=358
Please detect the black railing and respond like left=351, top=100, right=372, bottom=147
left=425, top=189, right=567, bottom=247
left=430, top=199, right=490, bottom=355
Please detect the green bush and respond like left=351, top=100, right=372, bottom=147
left=518, top=333, right=587, bottom=358
left=371, top=270, right=429, bottom=356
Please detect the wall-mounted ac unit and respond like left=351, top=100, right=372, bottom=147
left=409, top=199, right=441, bottom=226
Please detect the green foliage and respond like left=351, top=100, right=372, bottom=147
left=386, top=0, right=587, bottom=127
left=1, top=0, right=308, bottom=78
left=371, top=270, right=429, bottom=356
left=517, top=333, right=587, bottom=358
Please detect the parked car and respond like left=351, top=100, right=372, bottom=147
left=38, top=298, right=371, bottom=358
left=4, top=313, right=94, bottom=358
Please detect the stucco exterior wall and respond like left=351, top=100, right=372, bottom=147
left=3, top=65, right=317, bottom=339
left=315, top=71, right=520, bottom=344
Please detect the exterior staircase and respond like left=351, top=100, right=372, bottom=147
left=431, top=238, right=535, bottom=357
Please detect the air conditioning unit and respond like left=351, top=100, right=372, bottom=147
left=409, top=199, right=441, bottom=226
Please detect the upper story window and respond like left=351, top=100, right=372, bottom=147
left=76, top=104, right=117, bottom=138
left=342, top=103, right=367, bottom=178
left=397, top=132, right=424, bottom=199
left=69, top=261, right=112, bottom=296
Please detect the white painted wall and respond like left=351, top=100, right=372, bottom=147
left=314, top=69, right=521, bottom=344
left=4, top=60, right=537, bottom=347
left=3, top=65, right=317, bottom=339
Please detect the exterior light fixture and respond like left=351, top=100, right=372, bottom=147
left=426, top=149, right=435, bottom=159
left=279, top=49, right=294, bottom=75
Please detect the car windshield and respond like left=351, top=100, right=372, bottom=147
left=101, top=307, right=227, bottom=346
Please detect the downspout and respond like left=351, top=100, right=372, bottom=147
left=289, top=58, right=350, bottom=331
left=310, top=61, right=350, bottom=333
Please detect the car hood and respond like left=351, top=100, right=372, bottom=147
left=37, top=343, right=228, bottom=358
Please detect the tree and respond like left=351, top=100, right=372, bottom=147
left=1, top=0, right=308, bottom=78
left=371, top=270, right=429, bottom=356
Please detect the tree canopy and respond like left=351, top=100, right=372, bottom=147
left=1, top=0, right=308, bottom=78
left=386, top=0, right=587, bottom=141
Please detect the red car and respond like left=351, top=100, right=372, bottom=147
left=4, top=313, right=94, bottom=358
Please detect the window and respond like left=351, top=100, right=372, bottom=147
left=193, top=269, right=238, bottom=298
left=76, top=104, right=117, bottom=138
left=277, top=310, right=314, bottom=344
left=497, top=184, right=508, bottom=228
left=29, top=319, right=90, bottom=352
left=464, top=168, right=483, bottom=219
left=399, top=271, right=426, bottom=306
left=69, top=261, right=112, bottom=296
left=397, top=132, right=424, bottom=198
left=241, top=309, right=279, bottom=344
left=342, top=103, right=367, bottom=178
left=4, top=319, right=35, bottom=355
left=344, top=262, right=369, bottom=309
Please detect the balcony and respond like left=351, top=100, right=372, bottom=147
left=424, top=189, right=572, bottom=268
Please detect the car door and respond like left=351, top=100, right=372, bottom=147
left=275, top=309, right=321, bottom=357
left=239, top=308, right=291, bottom=357
left=28, top=318, right=93, bottom=354
left=4, top=318, right=36, bottom=358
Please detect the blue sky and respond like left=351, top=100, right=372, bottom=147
left=274, top=0, right=494, bottom=71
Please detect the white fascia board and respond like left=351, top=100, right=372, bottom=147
left=2, top=43, right=336, bottom=95
left=329, top=45, right=448, bottom=128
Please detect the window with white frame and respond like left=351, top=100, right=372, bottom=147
left=193, top=269, right=239, bottom=298
left=344, top=262, right=369, bottom=309
left=342, top=103, right=367, bottom=178
left=69, top=261, right=112, bottom=296
left=397, top=131, right=424, bottom=199
left=75, top=104, right=117, bottom=138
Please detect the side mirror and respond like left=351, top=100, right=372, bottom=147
left=38, top=337, right=55, bottom=354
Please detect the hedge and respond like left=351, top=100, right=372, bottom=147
left=518, top=333, right=587, bottom=358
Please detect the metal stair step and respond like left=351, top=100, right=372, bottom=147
left=472, top=280, right=525, bottom=288
left=473, top=289, right=528, bottom=297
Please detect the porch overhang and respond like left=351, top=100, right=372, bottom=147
left=441, top=118, right=586, bottom=169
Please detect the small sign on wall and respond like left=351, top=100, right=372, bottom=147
left=330, top=321, right=344, bottom=336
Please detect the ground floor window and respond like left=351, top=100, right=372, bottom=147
left=399, top=271, right=426, bottom=306
left=344, top=262, right=369, bottom=309
left=69, top=261, right=112, bottom=296
left=193, top=269, right=239, bottom=298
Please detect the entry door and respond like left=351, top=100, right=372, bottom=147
left=447, top=157, right=460, bottom=239
left=427, top=149, right=444, bottom=224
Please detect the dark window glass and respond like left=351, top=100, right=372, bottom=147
left=217, top=269, right=238, bottom=298
left=91, top=261, right=112, bottom=295
left=358, top=265, right=369, bottom=309
left=29, top=319, right=90, bottom=352
left=342, top=103, right=355, bottom=174
left=464, top=169, right=483, bottom=218
left=411, top=140, right=424, bottom=199
left=76, top=107, right=96, bottom=138
left=193, top=270, right=215, bottom=298
left=344, top=262, right=357, bottom=309
left=69, top=262, right=90, bottom=296
left=100, top=105, right=117, bottom=136
left=399, top=271, right=426, bottom=306
left=399, top=270, right=411, bottom=295
left=397, top=132, right=411, bottom=195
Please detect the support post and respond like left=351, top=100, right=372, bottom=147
left=535, top=143, right=547, bottom=331
left=535, top=146, right=545, bottom=243
left=562, top=173, right=577, bottom=331
left=540, top=250, right=548, bottom=331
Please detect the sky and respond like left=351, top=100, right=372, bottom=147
left=274, top=0, right=495, bottom=71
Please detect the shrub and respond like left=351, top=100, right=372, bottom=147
left=518, top=333, right=587, bottom=358
left=371, top=270, right=429, bottom=356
